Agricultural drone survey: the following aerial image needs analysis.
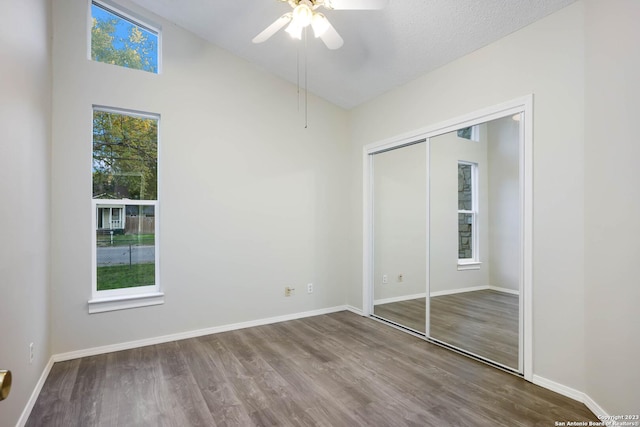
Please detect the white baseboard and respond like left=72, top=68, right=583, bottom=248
left=430, top=285, right=489, bottom=297
left=52, top=305, right=348, bottom=363
left=430, top=285, right=520, bottom=297
left=532, top=375, right=608, bottom=419
left=582, top=393, right=609, bottom=420
left=488, top=286, right=520, bottom=295
left=16, top=357, right=54, bottom=427
left=346, top=305, right=364, bottom=316
left=373, top=293, right=427, bottom=305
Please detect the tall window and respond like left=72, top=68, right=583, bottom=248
left=90, top=0, right=160, bottom=73
left=458, top=161, right=478, bottom=265
left=90, top=107, right=161, bottom=313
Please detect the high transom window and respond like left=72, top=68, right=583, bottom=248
left=90, top=0, right=160, bottom=74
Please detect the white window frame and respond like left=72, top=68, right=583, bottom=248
left=88, top=0, right=163, bottom=74
left=89, top=106, right=163, bottom=314
left=457, top=161, right=480, bottom=270
left=457, top=125, right=480, bottom=142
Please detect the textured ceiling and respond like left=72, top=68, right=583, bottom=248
left=128, top=0, right=576, bottom=109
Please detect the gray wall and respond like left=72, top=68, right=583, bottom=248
left=0, top=0, right=51, bottom=424
left=487, top=117, right=520, bottom=292
left=49, top=0, right=351, bottom=355
left=584, top=0, right=640, bottom=415
left=373, top=142, right=427, bottom=302
left=349, top=1, right=587, bottom=396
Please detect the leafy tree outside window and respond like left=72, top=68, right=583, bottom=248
left=91, top=1, right=159, bottom=73
left=92, top=110, right=158, bottom=200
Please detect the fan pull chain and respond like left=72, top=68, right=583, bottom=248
left=304, top=26, right=308, bottom=129
left=296, top=44, right=300, bottom=112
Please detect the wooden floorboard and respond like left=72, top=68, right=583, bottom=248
left=26, top=311, right=596, bottom=427
left=374, top=297, right=426, bottom=333
left=374, top=290, right=519, bottom=369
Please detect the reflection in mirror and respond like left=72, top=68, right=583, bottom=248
left=429, top=115, right=521, bottom=370
left=372, top=142, right=427, bottom=333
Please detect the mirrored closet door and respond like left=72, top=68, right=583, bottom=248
left=369, top=106, right=528, bottom=375
left=372, top=141, right=427, bottom=334
left=428, top=115, right=522, bottom=372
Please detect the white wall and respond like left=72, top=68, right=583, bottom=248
left=429, top=127, right=490, bottom=294
left=50, top=0, right=350, bottom=354
left=584, top=0, right=640, bottom=415
left=349, top=2, right=586, bottom=392
left=487, top=117, right=520, bottom=292
left=372, top=142, right=427, bottom=302
left=0, top=0, right=51, bottom=425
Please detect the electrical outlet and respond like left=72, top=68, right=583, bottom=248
left=398, top=274, right=404, bottom=283
left=29, top=342, right=34, bottom=364
left=285, top=286, right=295, bottom=297
left=382, top=275, right=388, bottom=284
left=307, top=283, right=313, bottom=294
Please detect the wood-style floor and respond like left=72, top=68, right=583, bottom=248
left=374, top=297, right=426, bottom=333
left=27, top=311, right=596, bottom=427
left=374, top=290, right=519, bottom=369
left=431, top=290, right=519, bottom=369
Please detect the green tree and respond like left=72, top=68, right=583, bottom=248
left=91, top=15, right=157, bottom=73
left=93, top=111, right=158, bottom=200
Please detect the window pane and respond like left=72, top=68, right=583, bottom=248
left=96, top=204, right=155, bottom=291
left=458, top=163, right=472, bottom=210
left=92, top=110, right=158, bottom=200
left=458, top=213, right=473, bottom=259
left=91, top=2, right=159, bottom=73
left=457, top=127, right=473, bottom=140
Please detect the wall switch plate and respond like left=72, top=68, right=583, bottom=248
left=29, top=343, right=34, bottom=364
left=398, top=274, right=404, bottom=283
left=285, top=287, right=295, bottom=297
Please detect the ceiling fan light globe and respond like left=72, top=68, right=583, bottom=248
left=292, top=4, right=313, bottom=27
left=285, top=21, right=303, bottom=39
left=311, top=13, right=330, bottom=38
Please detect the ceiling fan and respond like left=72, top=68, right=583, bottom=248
left=252, top=0, right=389, bottom=50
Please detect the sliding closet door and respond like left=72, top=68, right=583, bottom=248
left=371, top=141, right=427, bottom=334
left=428, top=116, right=523, bottom=372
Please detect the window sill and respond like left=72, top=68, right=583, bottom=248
left=457, top=261, right=482, bottom=271
left=88, top=292, right=164, bottom=314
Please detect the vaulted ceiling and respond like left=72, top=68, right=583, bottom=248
left=128, top=0, right=576, bottom=109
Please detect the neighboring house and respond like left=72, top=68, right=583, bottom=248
left=96, top=204, right=125, bottom=233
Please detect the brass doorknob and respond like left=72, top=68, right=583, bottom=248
left=0, top=370, right=12, bottom=401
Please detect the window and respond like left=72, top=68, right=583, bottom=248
left=457, top=125, right=479, bottom=142
left=458, top=161, right=479, bottom=269
left=90, top=107, right=162, bottom=313
left=90, top=0, right=160, bottom=73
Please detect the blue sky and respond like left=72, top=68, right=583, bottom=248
left=92, top=3, right=158, bottom=72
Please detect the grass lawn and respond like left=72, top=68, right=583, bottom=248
left=97, top=263, right=155, bottom=291
left=97, top=233, right=155, bottom=247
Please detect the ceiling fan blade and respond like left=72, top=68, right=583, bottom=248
left=252, top=13, right=292, bottom=43
left=319, top=20, right=344, bottom=50
left=324, top=0, right=388, bottom=10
